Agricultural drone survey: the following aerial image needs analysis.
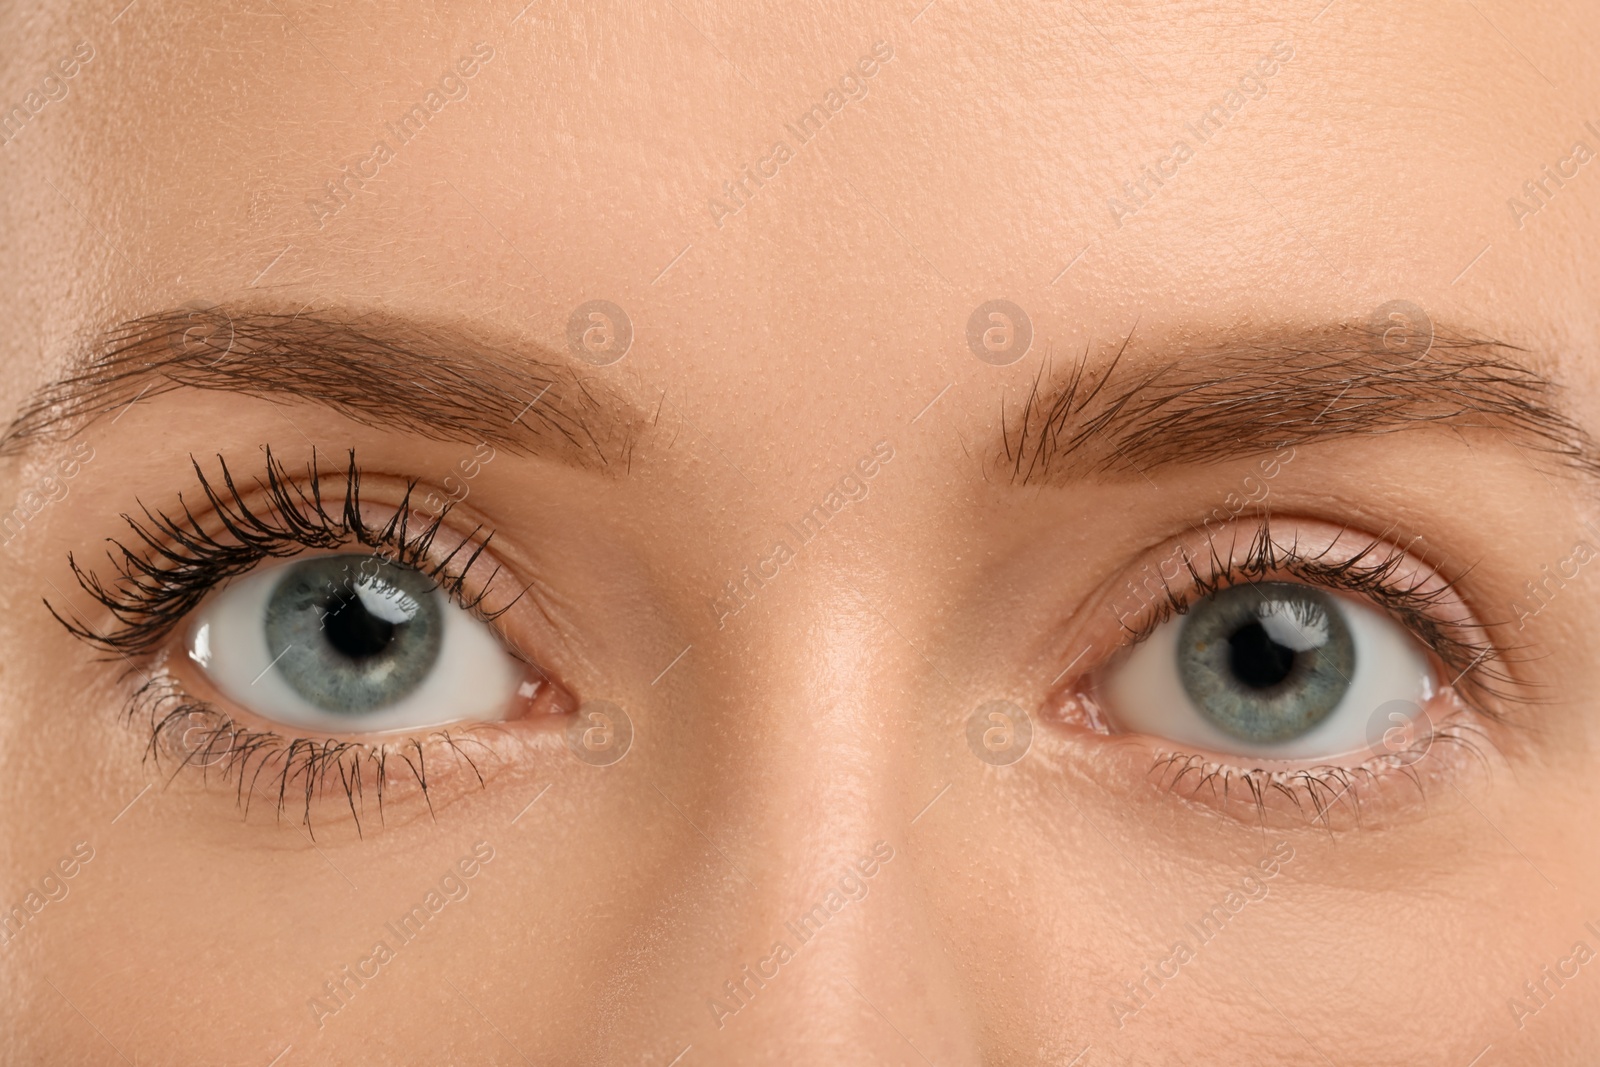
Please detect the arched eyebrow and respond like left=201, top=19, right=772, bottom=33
left=0, top=306, right=638, bottom=467
left=1002, top=325, right=1600, bottom=485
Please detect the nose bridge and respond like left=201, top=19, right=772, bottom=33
left=641, top=591, right=982, bottom=1064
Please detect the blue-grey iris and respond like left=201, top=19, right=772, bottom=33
left=262, top=555, right=443, bottom=715
left=1176, top=582, right=1355, bottom=743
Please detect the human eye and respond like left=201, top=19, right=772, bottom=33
left=186, top=550, right=522, bottom=733
left=52, top=447, right=573, bottom=830
left=1049, top=519, right=1507, bottom=823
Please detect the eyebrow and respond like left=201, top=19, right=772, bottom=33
left=0, top=306, right=634, bottom=465
left=1003, top=323, right=1600, bottom=485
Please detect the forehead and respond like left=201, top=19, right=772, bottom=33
left=3, top=1, right=1598, bottom=429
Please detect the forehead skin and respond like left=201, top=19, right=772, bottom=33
left=2, top=1, right=1599, bottom=1065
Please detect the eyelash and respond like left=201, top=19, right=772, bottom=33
left=1066, top=518, right=1515, bottom=823
left=53, top=447, right=511, bottom=655
left=60, top=461, right=1513, bottom=832
left=53, top=448, right=527, bottom=835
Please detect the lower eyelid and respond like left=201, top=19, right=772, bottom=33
left=1036, top=689, right=1501, bottom=830
left=126, top=664, right=570, bottom=833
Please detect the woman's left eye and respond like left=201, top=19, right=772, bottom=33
left=1098, top=580, right=1435, bottom=760
left=184, top=552, right=527, bottom=733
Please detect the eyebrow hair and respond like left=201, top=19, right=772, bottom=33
left=0, top=306, right=634, bottom=465
left=1003, top=323, right=1600, bottom=485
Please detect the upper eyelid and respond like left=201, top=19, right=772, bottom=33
left=49, top=448, right=511, bottom=657
left=1083, top=519, right=1507, bottom=703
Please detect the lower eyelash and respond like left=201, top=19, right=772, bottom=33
left=128, top=667, right=500, bottom=837
left=1142, top=707, right=1497, bottom=829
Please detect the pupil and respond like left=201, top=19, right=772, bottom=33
left=322, top=594, right=398, bottom=660
left=1227, top=621, right=1297, bottom=689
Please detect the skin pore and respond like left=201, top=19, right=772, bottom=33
left=2, top=0, right=1599, bottom=1063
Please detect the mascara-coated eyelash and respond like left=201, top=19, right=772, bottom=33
left=50, top=446, right=515, bottom=657
left=127, top=667, right=502, bottom=835
left=51, top=447, right=548, bottom=834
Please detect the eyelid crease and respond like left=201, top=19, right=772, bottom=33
left=1041, top=518, right=1514, bottom=828
left=49, top=446, right=521, bottom=658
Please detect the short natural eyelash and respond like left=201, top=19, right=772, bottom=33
left=50, top=446, right=511, bottom=657
left=1085, top=516, right=1520, bottom=825
left=1120, top=516, right=1517, bottom=716
left=1144, top=712, right=1496, bottom=830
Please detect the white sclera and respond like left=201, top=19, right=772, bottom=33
left=186, top=558, right=522, bottom=733
left=1102, top=590, right=1434, bottom=761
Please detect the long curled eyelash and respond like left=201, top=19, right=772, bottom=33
left=51, top=447, right=528, bottom=834
left=51, top=446, right=512, bottom=656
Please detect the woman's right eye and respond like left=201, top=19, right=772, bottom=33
left=184, top=552, right=530, bottom=733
